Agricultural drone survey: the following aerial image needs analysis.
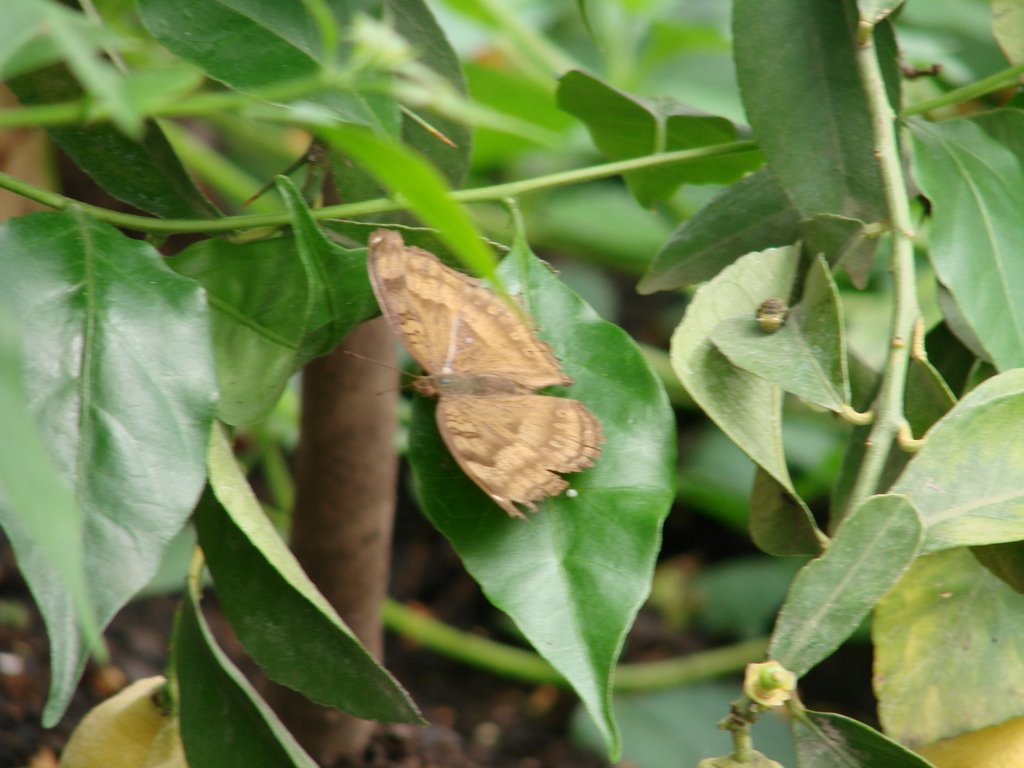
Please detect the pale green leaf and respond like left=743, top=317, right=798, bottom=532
left=875, top=548, right=1024, bottom=746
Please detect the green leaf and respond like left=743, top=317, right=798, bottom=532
left=138, top=0, right=398, bottom=132
left=711, top=256, right=850, bottom=413
left=199, top=424, right=422, bottom=722
left=891, top=369, right=1024, bottom=553
left=799, top=213, right=879, bottom=290
left=169, top=235, right=311, bottom=426
left=792, top=709, right=932, bottom=767
left=556, top=70, right=762, bottom=207
left=175, top=573, right=319, bottom=768
left=638, top=169, right=801, bottom=293
left=669, top=246, right=799, bottom=492
left=909, top=114, right=1024, bottom=371
left=769, top=494, right=921, bottom=678
left=6, top=64, right=218, bottom=219
left=733, top=0, right=886, bottom=221
left=408, top=238, right=676, bottom=761
left=993, top=0, right=1024, bottom=64
left=318, top=124, right=498, bottom=281
left=0, top=212, right=216, bottom=724
left=391, top=0, right=473, bottom=185
left=169, top=195, right=375, bottom=425
left=276, top=177, right=379, bottom=361
left=903, top=356, right=956, bottom=437
left=749, top=469, right=824, bottom=556
left=0, top=311, right=96, bottom=648
left=0, top=0, right=122, bottom=80
left=874, top=548, right=1024, bottom=746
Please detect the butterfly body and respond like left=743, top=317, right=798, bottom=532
left=367, top=229, right=602, bottom=518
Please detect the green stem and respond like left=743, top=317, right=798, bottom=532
left=0, top=72, right=340, bottom=130
left=903, top=61, right=1024, bottom=117
left=732, top=725, right=754, bottom=762
left=382, top=597, right=768, bottom=691
left=0, top=140, right=757, bottom=234
left=844, top=25, right=921, bottom=516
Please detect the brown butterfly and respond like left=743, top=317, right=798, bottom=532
left=367, top=229, right=603, bottom=518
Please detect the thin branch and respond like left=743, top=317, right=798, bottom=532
left=0, top=140, right=758, bottom=234
left=382, top=597, right=769, bottom=692
left=843, top=23, right=922, bottom=515
left=902, top=61, right=1024, bottom=117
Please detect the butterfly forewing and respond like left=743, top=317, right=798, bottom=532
left=368, top=230, right=570, bottom=389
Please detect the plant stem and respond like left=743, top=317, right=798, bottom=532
left=902, top=61, right=1024, bottom=117
left=0, top=140, right=758, bottom=234
left=844, top=24, right=921, bottom=516
left=382, top=598, right=768, bottom=691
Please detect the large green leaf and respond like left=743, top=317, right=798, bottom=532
left=408, top=237, right=675, bottom=760
left=711, top=256, right=851, bottom=414
left=909, top=114, right=1024, bottom=370
left=733, top=0, right=886, bottom=222
left=0, top=212, right=216, bottom=724
left=199, top=424, right=421, bottom=722
left=792, top=709, right=932, bottom=767
left=169, top=235, right=311, bottom=426
left=138, top=0, right=398, bottom=132
left=169, top=181, right=375, bottom=425
left=769, top=494, right=921, bottom=678
left=638, top=169, right=801, bottom=294
left=175, top=571, right=319, bottom=768
left=670, top=246, right=798, bottom=492
left=0, top=312, right=95, bottom=646
left=556, top=70, right=762, bottom=207
left=891, top=369, right=1024, bottom=553
left=874, top=548, right=1024, bottom=746
left=7, top=63, right=217, bottom=219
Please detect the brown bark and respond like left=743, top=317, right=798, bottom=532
left=267, top=317, right=399, bottom=764
left=0, top=86, right=51, bottom=221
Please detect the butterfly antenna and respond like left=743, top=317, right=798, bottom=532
left=241, top=140, right=329, bottom=207
left=341, top=350, right=420, bottom=394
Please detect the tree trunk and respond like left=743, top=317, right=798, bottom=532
left=267, top=317, right=399, bottom=764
